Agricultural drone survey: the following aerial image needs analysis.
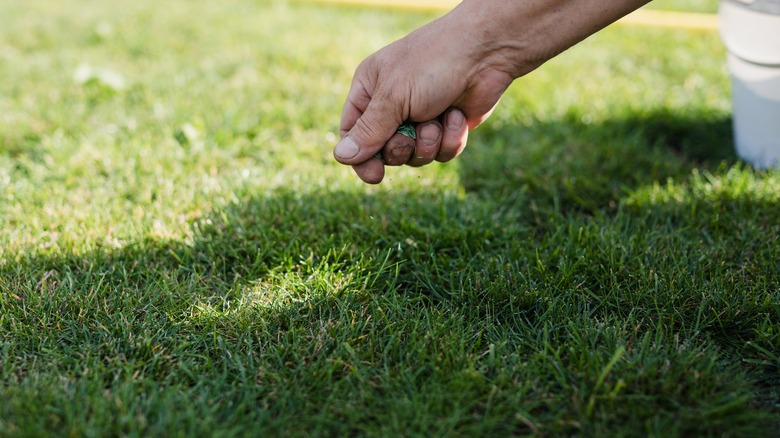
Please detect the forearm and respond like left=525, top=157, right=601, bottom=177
left=450, top=0, right=652, bottom=78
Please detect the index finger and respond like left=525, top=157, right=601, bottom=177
left=340, top=79, right=372, bottom=138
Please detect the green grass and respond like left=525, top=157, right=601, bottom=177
left=647, top=0, right=719, bottom=13
left=1, top=0, right=778, bottom=436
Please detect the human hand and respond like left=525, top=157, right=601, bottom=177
left=332, top=6, right=516, bottom=184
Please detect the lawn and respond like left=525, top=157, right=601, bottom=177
left=1, top=0, right=778, bottom=436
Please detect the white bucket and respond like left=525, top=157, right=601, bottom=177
left=719, top=0, right=780, bottom=168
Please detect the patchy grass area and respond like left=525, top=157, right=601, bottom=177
left=1, top=0, right=777, bottom=436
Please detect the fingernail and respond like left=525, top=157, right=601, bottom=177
left=419, top=123, right=440, bottom=146
left=391, top=143, right=413, bottom=158
left=334, top=136, right=359, bottom=159
left=445, top=110, right=465, bottom=131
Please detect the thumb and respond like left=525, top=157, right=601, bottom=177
left=334, top=97, right=404, bottom=165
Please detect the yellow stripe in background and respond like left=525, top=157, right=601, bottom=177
left=303, top=0, right=459, bottom=11
left=619, top=10, right=718, bottom=30
left=300, top=0, right=720, bottom=31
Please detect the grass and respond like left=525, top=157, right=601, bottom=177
left=648, top=0, right=719, bottom=13
left=1, top=0, right=778, bottom=436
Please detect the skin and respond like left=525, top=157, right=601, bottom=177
left=333, top=0, right=652, bottom=184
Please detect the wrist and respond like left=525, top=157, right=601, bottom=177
left=449, top=0, right=561, bottom=79
left=451, top=0, right=650, bottom=79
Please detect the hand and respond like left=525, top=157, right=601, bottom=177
left=332, top=6, right=516, bottom=183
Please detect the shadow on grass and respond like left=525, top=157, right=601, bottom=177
left=4, top=110, right=744, bottom=314
left=3, top=110, right=778, bottom=434
left=3, top=187, right=511, bottom=358
left=2, top=189, right=546, bottom=435
left=3, top=107, right=772, bottom=325
left=459, top=108, right=737, bottom=215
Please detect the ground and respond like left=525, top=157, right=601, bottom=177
left=1, top=0, right=778, bottom=436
